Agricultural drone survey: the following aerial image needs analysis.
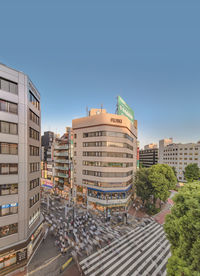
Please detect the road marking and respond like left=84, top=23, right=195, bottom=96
left=27, top=253, right=61, bottom=275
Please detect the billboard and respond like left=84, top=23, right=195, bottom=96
left=117, top=96, right=134, bottom=123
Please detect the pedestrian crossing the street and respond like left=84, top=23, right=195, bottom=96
left=79, top=220, right=171, bottom=276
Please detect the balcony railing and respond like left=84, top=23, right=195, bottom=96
left=54, top=145, right=68, bottom=150
left=54, top=152, right=68, bottom=157
left=54, top=159, right=70, bottom=163
left=54, top=166, right=68, bottom=170
left=54, top=172, right=69, bottom=178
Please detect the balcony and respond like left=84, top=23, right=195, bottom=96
left=54, top=172, right=69, bottom=178
left=54, top=159, right=70, bottom=163
left=87, top=194, right=131, bottom=205
left=54, top=166, right=68, bottom=170
left=54, top=152, right=68, bottom=157
left=54, top=145, right=68, bottom=150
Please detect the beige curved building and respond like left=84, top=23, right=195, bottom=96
left=72, top=108, right=137, bottom=214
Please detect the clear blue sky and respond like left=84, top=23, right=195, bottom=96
left=0, top=0, right=200, bottom=148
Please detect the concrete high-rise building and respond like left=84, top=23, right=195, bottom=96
left=72, top=108, right=137, bottom=214
left=0, top=64, right=43, bottom=275
left=41, top=131, right=54, bottom=183
left=159, top=138, right=200, bottom=182
left=53, top=128, right=73, bottom=199
left=159, top=138, right=173, bottom=163
left=139, top=144, right=158, bottom=168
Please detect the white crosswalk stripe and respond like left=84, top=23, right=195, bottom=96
left=79, top=220, right=171, bottom=276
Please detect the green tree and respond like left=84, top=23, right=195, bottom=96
left=134, top=168, right=153, bottom=204
left=184, top=163, right=200, bottom=182
left=172, top=166, right=177, bottom=177
left=164, top=183, right=200, bottom=276
left=148, top=164, right=177, bottom=204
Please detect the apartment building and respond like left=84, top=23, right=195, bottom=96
left=139, top=143, right=158, bottom=168
left=0, top=64, right=43, bottom=275
left=53, top=128, right=73, bottom=199
left=159, top=138, right=200, bottom=182
left=41, top=131, right=54, bottom=182
left=72, top=108, right=137, bottom=214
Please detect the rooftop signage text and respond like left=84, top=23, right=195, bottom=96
left=111, top=118, right=122, bottom=123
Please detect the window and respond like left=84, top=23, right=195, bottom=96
left=0, top=121, right=18, bottom=135
left=83, top=141, right=133, bottom=150
left=83, top=178, right=133, bottom=188
left=0, top=164, right=18, bottom=175
left=29, top=91, right=40, bottom=110
left=30, top=145, right=39, bottom=156
left=74, top=134, right=77, bottom=139
left=83, top=151, right=133, bottom=158
left=29, top=193, right=40, bottom=208
left=29, top=127, right=39, bottom=140
left=82, top=170, right=133, bottom=178
left=30, top=178, right=40, bottom=190
left=29, top=208, right=40, bottom=226
left=30, top=162, right=40, bottom=173
left=83, top=131, right=134, bottom=142
left=30, top=109, right=40, bottom=125
left=0, top=203, right=18, bottom=217
left=0, top=99, right=18, bottom=114
left=0, top=77, right=18, bottom=94
left=0, top=184, right=18, bottom=196
left=83, top=161, right=133, bottom=168
left=0, top=143, right=18, bottom=155
left=0, top=223, right=18, bottom=238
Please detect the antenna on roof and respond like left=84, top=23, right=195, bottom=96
left=101, top=104, right=103, bottom=113
left=86, top=106, right=88, bottom=116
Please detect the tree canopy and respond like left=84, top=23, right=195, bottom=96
left=184, top=163, right=200, bottom=182
left=164, top=183, right=200, bottom=275
left=134, top=164, right=177, bottom=213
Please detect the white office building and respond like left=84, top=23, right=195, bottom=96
left=0, top=64, right=43, bottom=275
left=159, top=138, right=200, bottom=182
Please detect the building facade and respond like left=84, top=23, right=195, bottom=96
left=0, top=64, right=43, bottom=275
left=159, top=138, right=200, bottom=182
left=139, top=143, right=158, bottom=168
left=41, top=131, right=54, bottom=184
left=72, top=108, right=137, bottom=214
left=53, top=128, right=73, bottom=199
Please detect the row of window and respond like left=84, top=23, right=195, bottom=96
left=82, top=151, right=133, bottom=158
left=0, top=203, right=18, bottom=217
left=82, top=178, right=133, bottom=188
left=29, top=127, right=40, bottom=141
left=30, top=178, right=40, bottom=190
left=30, top=193, right=40, bottom=208
left=29, top=91, right=40, bottom=110
left=30, top=145, right=39, bottom=156
left=0, top=120, right=18, bottom=135
left=83, top=161, right=133, bottom=168
left=0, top=142, right=18, bottom=155
left=0, top=223, right=18, bottom=239
left=83, top=170, right=133, bottom=178
left=29, top=208, right=40, bottom=227
left=0, top=99, right=18, bottom=114
left=164, top=147, right=199, bottom=151
left=82, top=131, right=134, bottom=142
left=0, top=184, right=18, bottom=196
left=0, top=164, right=18, bottom=175
left=30, top=162, right=40, bottom=173
left=83, top=141, right=133, bottom=150
left=30, top=109, right=40, bottom=125
left=0, top=77, right=18, bottom=95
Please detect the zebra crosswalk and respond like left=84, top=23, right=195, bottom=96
left=79, top=220, right=171, bottom=276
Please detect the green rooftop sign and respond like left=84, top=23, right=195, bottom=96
left=117, top=96, right=134, bottom=123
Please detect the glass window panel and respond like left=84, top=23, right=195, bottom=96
left=0, top=121, right=9, bottom=133
left=1, top=79, right=9, bottom=92
left=9, top=83, right=18, bottom=94
left=9, top=103, right=17, bottom=114
left=1, top=143, right=9, bottom=154
left=0, top=100, right=8, bottom=112
left=10, top=123, right=17, bottom=134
